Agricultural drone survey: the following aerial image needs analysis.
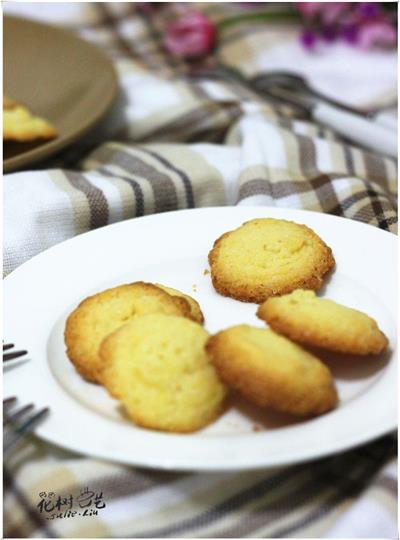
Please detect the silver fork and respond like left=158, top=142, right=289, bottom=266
left=3, top=397, right=49, bottom=454
left=3, top=343, right=28, bottom=362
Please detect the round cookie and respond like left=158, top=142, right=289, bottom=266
left=206, top=325, right=338, bottom=416
left=64, top=282, right=192, bottom=383
left=100, top=314, right=227, bottom=433
left=155, top=284, right=204, bottom=324
left=208, top=218, right=334, bottom=303
left=257, top=289, right=388, bottom=355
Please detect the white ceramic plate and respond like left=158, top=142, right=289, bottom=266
left=4, top=207, right=397, bottom=471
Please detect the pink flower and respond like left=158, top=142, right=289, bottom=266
left=320, top=3, right=350, bottom=25
left=358, top=21, right=397, bottom=49
left=296, top=3, right=325, bottom=17
left=164, top=11, right=216, bottom=59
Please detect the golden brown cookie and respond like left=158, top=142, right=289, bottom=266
left=64, top=282, right=192, bottom=383
left=257, top=289, right=388, bottom=355
left=100, top=314, right=227, bottom=433
left=206, top=325, right=338, bottom=416
left=208, top=218, right=334, bottom=303
left=3, top=96, right=57, bottom=141
left=155, top=283, right=204, bottom=324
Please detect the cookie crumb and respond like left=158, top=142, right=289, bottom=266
left=252, top=425, right=262, bottom=432
left=192, top=284, right=197, bottom=292
left=203, top=269, right=210, bottom=275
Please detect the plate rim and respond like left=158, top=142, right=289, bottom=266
left=3, top=15, right=119, bottom=173
left=5, top=206, right=397, bottom=280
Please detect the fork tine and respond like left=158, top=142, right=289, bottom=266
left=3, top=397, right=17, bottom=408
left=3, top=350, right=28, bottom=362
left=3, top=403, right=34, bottom=426
left=3, top=343, right=14, bottom=351
left=16, top=407, right=50, bottom=434
left=4, top=407, right=49, bottom=453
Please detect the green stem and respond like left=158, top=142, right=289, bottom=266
left=217, top=10, right=301, bottom=32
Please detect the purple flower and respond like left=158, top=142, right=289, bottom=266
left=321, top=25, right=338, bottom=42
left=341, top=23, right=359, bottom=44
left=357, top=2, right=381, bottom=20
left=295, top=1, right=397, bottom=50
left=299, top=30, right=317, bottom=50
left=358, top=21, right=397, bottom=49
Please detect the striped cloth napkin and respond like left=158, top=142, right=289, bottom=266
left=3, top=2, right=397, bottom=538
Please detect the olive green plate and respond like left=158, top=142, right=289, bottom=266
left=3, top=16, right=118, bottom=173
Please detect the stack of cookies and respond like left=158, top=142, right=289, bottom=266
left=65, top=282, right=227, bottom=433
left=64, top=218, right=388, bottom=433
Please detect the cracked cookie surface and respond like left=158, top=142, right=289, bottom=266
left=208, top=218, right=335, bottom=303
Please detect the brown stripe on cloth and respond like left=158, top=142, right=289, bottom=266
left=37, top=468, right=187, bottom=510
left=189, top=74, right=263, bottom=105
left=136, top=467, right=306, bottom=538
left=211, top=471, right=349, bottom=537
left=96, top=165, right=145, bottom=216
left=209, top=467, right=343, bottom=538
left=268, top=471, right=393, bottom=537
left=343, top=145, right=356, bottom=176
left=4, top=469, right=57, bottom=538
left=362, top=150, right=396, bottom=200
left=96, top=1, right=171, bottom=71
left=96, top=2, right=140, bottom=60
left=203, top=442, right=390, bottom=539
left=184, top=105, right=243, bottom=144
left=238, top=174, right=341, bottom=202
left=141, top=102, right=241, bottom=142
left=330, top=180, right=394, bottom=213
left=137, top=147, right=194, bottom=207
left=352, top=194, right=396, bottom=230
left=238, top=178, right=272, bottom=200
left=136, top=436, right=396, bottom=539
left=263, top=437, right=397, bottom=538
left=298, top=135, right=343, bottom=215
left=92, top=146, right=178, bottom=213
left=64, top=172, right=109, bottom=229
left=360, top=181, right=396, bottom=230
left=185, top=104, right=242, bottom=143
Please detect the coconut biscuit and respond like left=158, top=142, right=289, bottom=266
left=208, top=218, right=334, bottom=303
left=100, top=314, right=227, bottom=433
left=206, top=325, right=338, bottom=416
left=257, top=289, right=388, bottom=355
left=64, top=282, right=192, bottom=383
left=155, top=284, right=204, bottom=324
left=3, top=96, right=57, bottom=142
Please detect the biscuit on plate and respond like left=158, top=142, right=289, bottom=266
left=257, top=289, right=388, bottom=355
left=3, top=96, right=57, bottom=142
left=100, top=314, right=227, bottom=433
left=208, top=218, right=334, bottom=303
left=206, top=325, right=337, bottom=416
left=64, top=282, right=192, bottom=384
left=155, top=283, right=204, bottom=324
